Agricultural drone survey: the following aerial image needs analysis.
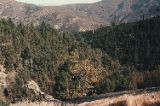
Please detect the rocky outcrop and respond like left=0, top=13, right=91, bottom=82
left=26, top=80, right=61, bottom=102
left=0, top=64, right=16, bottom=102
left=0, top=65, right=7, bottom=96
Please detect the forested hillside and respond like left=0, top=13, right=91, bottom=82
left=0, top=17, right=160, bottom=104
left=82, top=16, right=160, bottom=70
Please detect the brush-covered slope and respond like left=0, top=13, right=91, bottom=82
left=0, top=0, right=160, bottom=31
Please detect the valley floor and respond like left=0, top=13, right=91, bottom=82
left=11, top=87, right=160, bottom=106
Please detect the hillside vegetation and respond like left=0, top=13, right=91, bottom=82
left=0, top=17, right=160, bottom=104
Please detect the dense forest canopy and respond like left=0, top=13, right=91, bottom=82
left=82, top=17, right=160, bottom=70
left=0, top=17, right=160, bottom=104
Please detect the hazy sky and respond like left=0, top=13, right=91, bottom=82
left=16, top=0, right=101, bottom=6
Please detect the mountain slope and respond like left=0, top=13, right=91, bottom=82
left=0, top=16, right=160, bottom=104
left=0, top=0, right=160, bottom=31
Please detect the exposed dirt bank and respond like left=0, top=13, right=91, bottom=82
left=78, top=88, right=160, bottom=106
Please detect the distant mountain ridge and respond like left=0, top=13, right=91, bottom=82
left=0, top=0, right=159, bottom=31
